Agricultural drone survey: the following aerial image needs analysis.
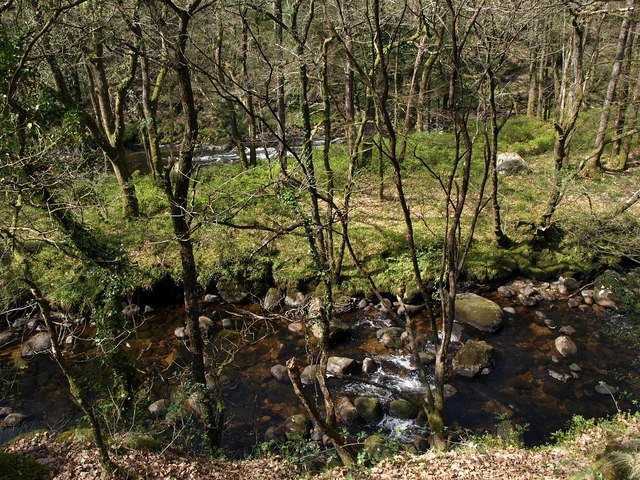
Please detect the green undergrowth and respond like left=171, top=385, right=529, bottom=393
left=3, top=115, right=638, bottom=313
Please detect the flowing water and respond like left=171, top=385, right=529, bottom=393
left=1, top=285, right=639, bottom=457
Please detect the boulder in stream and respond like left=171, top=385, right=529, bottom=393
left=336, top=396, right=359, bottom=425
left=555, top=336, right=578, bottom=357
left=301, top=365, right=318, bottom=385
left=454, top=293, right=503, bottom=332
left=284, top=414, right=311, bottom=440
left=388, top=399, right=419, bottom=419
left=354, top=397, right=383, bottom=424
left=270, top=364, right=289, bottom=382
left=326, top=356, right=359, bottom=376
left=452, top=340, right=494, bottom=377
left=3, top=412, right=27, bottom=427
left=21, top=332, right=51, bottom=358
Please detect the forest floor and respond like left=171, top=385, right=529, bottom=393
left=4, top=413, right=639, bottom=479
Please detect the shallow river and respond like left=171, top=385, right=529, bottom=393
left=1, top=284, right=639, bottom=457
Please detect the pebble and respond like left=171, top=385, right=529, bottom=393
left=544, top=319, right=557, bottom=329
left=503, top=307, right=516, bottom=314
left=559, top=325, right=577, bottom=336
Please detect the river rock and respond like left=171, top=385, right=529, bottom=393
left=569, top=363, right=582, bottom=372
left=0, top=407, right=13, bottom=417
left=288, top=322, right=305, bottom=334
left=567, top=297, right=580, bottom=308
left=595, top=382, right=617, bottom=395
left=419, top=350, right=436, bottom=365
left=284, top=291, right=307, bottom=309
left=3, top=412, right=27, bottom=427
left=380, top=332, right=403, bottom=350
left=265, top=425, right=287, bottom=444
left=122, top=304, right=140, bottom=318
left=548, top=369, right=571, bottom=383
left=301, top=365, right=318, bottom=385
left=559, top=325, right=577, bottom=336
left=12, top=317, right=30, bottom=329
left=336, top=396, right=359, bottom=425
left=203, top=294, right=219, bottom=304
left=376, top=327, right=404, bottom=340
left=354, top=397, right=383, bottom=424
left=555, top=336, right=577, bottom=357
left=362, top=357, right=377, bottom=374
left=496, top=152, right=531, bottom=175
left=453, top=340, right=494, bottom=377
left=148, top=399, right=168, bottom=416
left=263, top=288, right=282, bottom=311
left=327, top=356, right=358, bottom=376
left=284, top=414, right=311, bottom=440
left=544, top=318, right=558, bottom=329
left=271, top=364, right=289, bottom=382
left=560, top=276, right=580, bottom=292
left=199, top=316, right=215, bottom=336
left=0, top=330, right=14, bottom=347
left=388, top=399, right=419, bottom=419
left=497, top=286, right=514, bottom=298
left=503, top=307, right=516, bottom=314
left=22, top=332, right=51, bottom=358
left=174, top=326, right=188, bottom=339
left=357, top=299, right=369, bottom=309
left=518, top=294, right=538, bottom=307
left=454, top=293, right=503, bottom=332
left=309, top=317, right=350, bottom=343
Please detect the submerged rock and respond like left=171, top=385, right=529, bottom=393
left=595, top=382, right=617, bottom=395
left=301, top=365, right=318, bottom=385
left=455, top=293, right=503, bottom=332
left=453, top=340, right=494, bottom=377
left=270, top=364, right=289, bottom=382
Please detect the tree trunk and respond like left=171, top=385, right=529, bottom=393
left=583, top=0, right=634, bottom=175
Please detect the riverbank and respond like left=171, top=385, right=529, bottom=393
left=3, top=413, right=639, bottom=479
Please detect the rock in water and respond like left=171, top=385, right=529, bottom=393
left=22, top=332, right=51, bottom=358
left=455, top=293, right=503, bottom=332
left=270, top=364, right=289, bottom=382
left=326, top=356, right=358, bottom=376
left=388, top=399, right=419, bottom=419
left=284, top=414, right=311, bottom=440
left=354, top=397, right=383, bottom=423
left=336, top=396, right=359, bottom=425
left=555, top=336, right=578, bottom=357
left=453, top=340, right=495, bottom=377
left=262, top=288, right=282, bottom=311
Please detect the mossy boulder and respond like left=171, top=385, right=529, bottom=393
left=453, top=340, right=495, bottom=377
left=455, top=293, right=503, bottom=332
left=354, top=396, right=383, bottom=424
left=284, top=414, right=311, bottom=440
left=388, top=399, right=419, bottom=419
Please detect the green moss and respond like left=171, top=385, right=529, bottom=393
left=0, top=452, right=50, bottom=480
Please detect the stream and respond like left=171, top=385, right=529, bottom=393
left=1, top=280, right=639, bottom=458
